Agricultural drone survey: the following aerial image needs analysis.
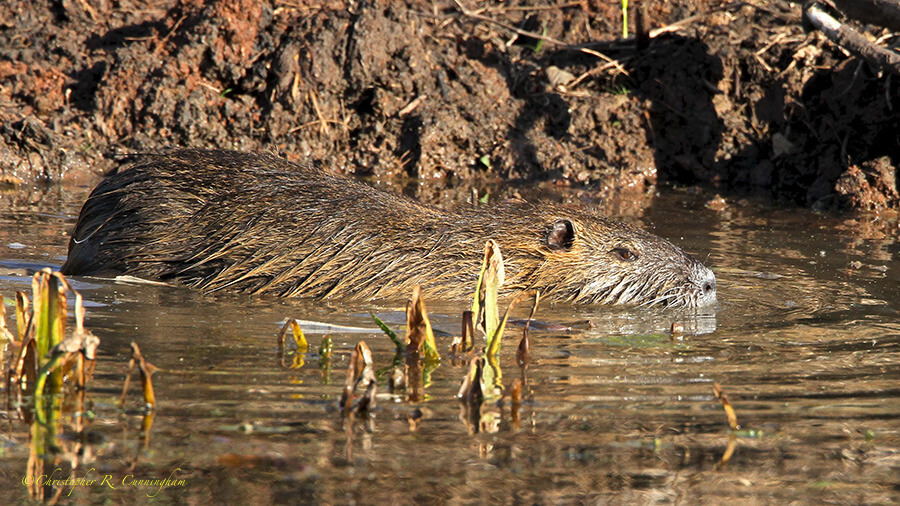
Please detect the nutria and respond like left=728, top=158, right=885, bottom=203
left=61, top=150, right=717, bottom=307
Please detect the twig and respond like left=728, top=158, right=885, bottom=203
left=398, top=95, right=426, bottom=117
left=753, top=52, right=774, bottom=73
left=451, top=0, right=628, bottom=75
left=754, top=32, right=788, bottom=56
left=151, top=15, right=187, bottom=59
left=649, top=2, right=748, bottom=38
left=484, top=2, right=583, bottom=13
left=308, top=89, right=330, bottom=135
left=287, top=119, right=347, bottom=134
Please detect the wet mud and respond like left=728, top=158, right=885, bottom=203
left=0, top=0, right=897, bottom=211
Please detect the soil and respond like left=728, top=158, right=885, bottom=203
left=0, top=0, right=898, bottom=212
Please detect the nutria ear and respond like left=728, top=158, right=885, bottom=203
left=546, top=219, right=575, bottom=251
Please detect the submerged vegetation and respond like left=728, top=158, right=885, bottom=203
left=0, top=269, right=159, bottom=501
left=0, top=249, right=747, bottom=501
left=270, top=240, right=744, bottom=445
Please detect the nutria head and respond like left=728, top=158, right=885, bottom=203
left=483, top=202, right=717, bottom=308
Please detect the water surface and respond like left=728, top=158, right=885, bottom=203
left=1, top=183, right=898, bottom=504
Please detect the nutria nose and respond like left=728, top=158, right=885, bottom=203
left=697, top=268, right=717, bottom=306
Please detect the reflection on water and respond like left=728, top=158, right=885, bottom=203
left=0, top=184, right=898, bottom=503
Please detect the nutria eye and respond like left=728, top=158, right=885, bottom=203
left=612, top=247, right=638, bottom=261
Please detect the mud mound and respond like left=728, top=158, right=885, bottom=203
left=0, top=1, right=896, bottom=211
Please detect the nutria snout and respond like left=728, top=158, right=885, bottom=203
left=61, top=150, right=717, bottom=308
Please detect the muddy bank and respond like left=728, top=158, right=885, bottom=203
left=0, top=0, right=897, bottom=211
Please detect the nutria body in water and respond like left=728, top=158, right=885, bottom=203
left=62, top=150, right=716, bottom=307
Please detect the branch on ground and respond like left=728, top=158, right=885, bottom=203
left=804, top=1, right=900, bottom=75
left=830, top=0, right=900, bottom=32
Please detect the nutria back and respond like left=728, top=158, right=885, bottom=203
left=62, top=150, right=717, bottom=307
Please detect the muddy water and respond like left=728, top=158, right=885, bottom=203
left=1, top=183, right=898, bottom=504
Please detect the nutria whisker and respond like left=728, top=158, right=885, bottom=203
left=636, top=286, right=680, bottom=308
left=61, top=150, right=718, bottom=308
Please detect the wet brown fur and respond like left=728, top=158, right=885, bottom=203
left=62, top=150, right=716, bottom=307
